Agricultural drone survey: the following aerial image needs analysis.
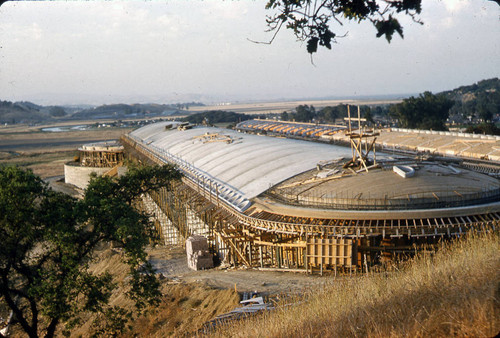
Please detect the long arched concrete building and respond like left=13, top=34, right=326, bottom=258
left=122, top=121, right=500, bottom=271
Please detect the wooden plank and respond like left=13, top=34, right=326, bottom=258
left=253, top=240, right=306, bottom=248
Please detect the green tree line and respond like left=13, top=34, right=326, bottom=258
left=278, top=78, right=500, bottom=134
left=181, top=110, right=253, bottom=125
left=280, top=104, right=374, bottom=124
left=389, top=91, right=453, bottom=131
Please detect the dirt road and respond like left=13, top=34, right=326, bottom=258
left=148, top=246, right=330, bottom=295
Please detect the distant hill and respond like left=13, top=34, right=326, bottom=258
left=14, top=101, right=43, bottom=111
left=0, top=100, right=47, bottom=124
left=441, top=78, right=499, bottom=99
left=70, top=103, right=202, bottom=120
left=440, top=78, right=500, bottom=122
left=0, top=101, right=205, bottom=124
left=0, top=100, right=77, bottom=124
left=1, top=80, right=498, bottom=125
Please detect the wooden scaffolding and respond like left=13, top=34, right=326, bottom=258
left=120, top=134, right=500, bottom=273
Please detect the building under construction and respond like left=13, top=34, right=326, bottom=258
left=64, top=141, right=126, bottom=190
left=121, top=121, right=500, bottom=272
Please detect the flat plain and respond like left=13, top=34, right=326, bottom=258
left=188, top=98, right=402, bottom=115
left=0, top=122, right=133, bottom=178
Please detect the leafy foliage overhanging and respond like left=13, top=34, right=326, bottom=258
left=264, top=0, right=423, bottom=54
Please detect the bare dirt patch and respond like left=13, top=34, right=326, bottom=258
left=148, top=245, right=329, bottom=295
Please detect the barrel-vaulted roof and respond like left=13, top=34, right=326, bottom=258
left=130, top=122, right=352, bottom=210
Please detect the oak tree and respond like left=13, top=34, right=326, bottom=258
left=0, top=165, right=182, bottom=337
left=389, top=91, right=453, bottom=130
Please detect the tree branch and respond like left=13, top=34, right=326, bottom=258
left=44, top=317, right=59, bottom=338
left=0, top=286, right=35, bottom=338
left=248, top=19, right=284, bottom=45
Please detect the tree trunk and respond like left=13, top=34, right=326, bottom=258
left=44, top=318, right=59, bottom=338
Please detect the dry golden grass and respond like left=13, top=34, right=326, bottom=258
left=129, top=284, right=240, bottom=337
left=0, top=151, right=76, bottom=177
left=63, top=247, right=240, bottom=337
left=215, top=232, right=500, bottom=337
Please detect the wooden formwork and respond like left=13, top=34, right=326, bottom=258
left=79, top=149, right=124, bottom=168
left=141, top=193, right=183, bottom=246
left=306, top=238, right=354, bottom=270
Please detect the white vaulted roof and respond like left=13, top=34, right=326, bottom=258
left=129, top=122, right=353, bottom=210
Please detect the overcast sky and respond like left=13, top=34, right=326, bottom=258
left=0, top=0, right=499, bottom=105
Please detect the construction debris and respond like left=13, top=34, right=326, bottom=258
left=186, top=235, right=214, bottom=271
left=201, top=294, right=274, bottom=334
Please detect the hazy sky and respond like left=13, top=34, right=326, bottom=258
left=0, top=1, right=499, bottom=105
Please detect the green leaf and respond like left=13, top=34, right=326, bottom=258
left=375, top=16, right=404, bottom=42
left=307, top=37, right=319, bottom=54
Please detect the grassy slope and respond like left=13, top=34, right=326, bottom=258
left=60, top=248, right=240, bottom=337
left=217, top=232, right=499, bottom=337
left=0, top=151, right=76, bottom=178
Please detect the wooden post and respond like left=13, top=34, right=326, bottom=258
left=259, top=246, right=263, bottom=268
left=347, top=105, right=355, bottom=162
left=347, top=105, right=352, bottom=134
left=304, top=240, right=308, bottom=273
left=248, top=242, right=252, bottom=266
left=217, top=185, right=220, bottom=207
